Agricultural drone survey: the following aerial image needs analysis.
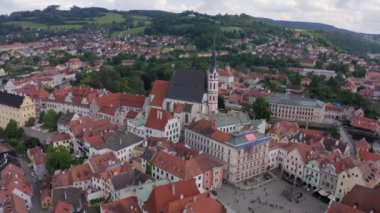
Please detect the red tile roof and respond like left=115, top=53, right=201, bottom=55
left=89, top=152, right=119, bottom=173
left=69, top=117, right=117, bottom=138
left=146, top=108, right=174, bottom=131
left=268, top=121, right=299, bottom=138
left=53, top=200, right=73, bottom=213
left=4, top=194, right=28, bottom=213
left=189, top=119, right=230, bottom=143
left=152, top=151, right=222, bottom=180
left=219, top=67, right=233, bottom=77
left=70, top=163, right=93, bottom=183
left=51, top=133, right=71, bottom=142
left=101, top=196, right=142, bottom=213
left=144, top=179, right=200, bottom=213
left=355, top=138, right=371, bottom=151
left=94, top=93, right=146, bottom=115
left=174, top=103, right=185, bottom=114
left=358, top=150, right=380, bottom=162
left=52, top=172, right=73, bottom=188
left=126, top=110, right=139, bottom=119
left=341, top=185, right=380, bottom=213
left=150, top=80, right=169, bottom=107
left=84, top=135, right=105, bottom=148
left=351, top=116, right=378, bottom=132
left=327, top=201, right=364, bottom=213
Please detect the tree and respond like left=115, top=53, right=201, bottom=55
left=24, top=137, right=41, bottom=149
left=252, top=97, right=272, bottom=120
left=42, top=110, right=59, bottom=131
left=25, top=117, right=36, bottom=127
left=327, top=124, right=340, bottom=139
left=46, top=146, right=72, bottom=174
left=4, top=120, right=23, bottom=139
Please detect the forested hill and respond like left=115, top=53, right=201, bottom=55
left=1, top=6, right=380, bottom=55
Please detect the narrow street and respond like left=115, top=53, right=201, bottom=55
left=18, top=158, right=47, bottom=213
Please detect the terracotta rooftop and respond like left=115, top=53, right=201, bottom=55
left=145, top=108, right=174, bottom=131
left=150, top=80, right=169, bottom=107
left=101, top=196, right=142, bottom=213
left=144, top=179, right=200, bottom=213
left=358, top=150, right=380, bottom=162
left=351, top=116, right=378, bottom=132
left=70, top=163, right=93, bottom=183
left=53, top=200, right=73, bottom=213
left=327, top=201, right=364, bottom=213
left=341, top=185, right=380, bottom=213
left=51, top=133, right=71, bottom=142
left=355, top=138, right=371, bottom=151
left=89, top=152, right=120, bottom=173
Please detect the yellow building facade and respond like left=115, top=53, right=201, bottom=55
left=0, top=91, right=36, bottom=128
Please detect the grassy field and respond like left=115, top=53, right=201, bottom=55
left=221, top=26, right=243, bottom=32
left=4, top=12, right=124, bottom=31
left=4, top=21, right=82, bottom=30
left=131, top=15, right=152, bottom=27
left=91, top=12, right=125, bottom=24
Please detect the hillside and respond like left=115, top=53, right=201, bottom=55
left=1, top=6, right=380, bottom=55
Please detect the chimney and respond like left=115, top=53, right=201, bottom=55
left=64, top=191, right=67, bottom=200
left=335, top=140, right=339, bottom=146
left=180, top=194, right=184, bottom=200
left=193, top=196, right=197, bottom=203
left=120, top=138, right=122, bottom=145
left=172, top=184, right=175, bottom=195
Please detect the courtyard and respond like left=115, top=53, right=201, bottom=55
left=215, top=177, right=328, bottom=213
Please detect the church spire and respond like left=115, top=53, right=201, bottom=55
left=209, top=36, right=217, bottom=72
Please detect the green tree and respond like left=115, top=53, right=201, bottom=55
left=24, top=137, right=41, bottom=149
left=252, top=97, right=272, bottom=120
left=327, top=124, right=340, bottom=139
left=46, top=146, right=72, bottom=174
left=4, top=120, right=23, bottom=139
left=25, top=117, right=36, bottom=127
left=146, top=161, right=153, bottom=176
left=42, top=110, right=59, bottom=131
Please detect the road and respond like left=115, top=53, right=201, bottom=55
left=19, top=158, right=48, bottom=213
left=339, top=126, right=356, bottom=158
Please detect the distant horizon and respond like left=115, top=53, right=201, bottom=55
left=0, top=0, right=378, bottom=34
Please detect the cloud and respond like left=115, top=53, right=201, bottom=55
left=0, top=0, right=378, bottom=33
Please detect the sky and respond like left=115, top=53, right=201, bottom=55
left=0, top=0, right=379, bottom=34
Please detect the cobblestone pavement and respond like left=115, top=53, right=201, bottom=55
left=216, top=178, right=328, bottom=213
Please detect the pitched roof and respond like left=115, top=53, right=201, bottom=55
left=51, top=133, right=71, bottom=142
left=97, top=129, right=144, bottom=152
left=188, top=119, right=230, bottom=143
left=327, top=201, right=364, bottom=213
left=356, top=138, right=371, bottom=150
left=144, top=179, right=200, bottom=213
left=0, top=91, right=25, bottom=108
left=5, top=194, right=28, bottom=213
left=94, top=93, right=146, bottom=115
left=89, top=152, right=119, bottom=173
left=101, top=196, right=142, bottom=213
left=358, top=150, right=380, bottom=162
left=52, top=187, right=82, bottom=211
left=53, top=200, right=73, bottom=213
left=52, top=172, right=73, bottom=188
left=341, top=185, right=380, bottom=213
left=145, top=109, right=174, bottom=131
left=150, top=80, right=169, bottom=107
left=166, top=69, right=207, bottom=103
left=152, top=151, right=221, bottom=180
left=70, top=163, right=93, bottom=183
left=165, top=193, right=226, bottom=213
left=110, top=169, right=152, bottom=191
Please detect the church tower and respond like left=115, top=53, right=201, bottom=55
left=207, top=46, right=219, bottom=114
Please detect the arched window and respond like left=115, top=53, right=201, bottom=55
left=185, top=114, right=189, bottom=123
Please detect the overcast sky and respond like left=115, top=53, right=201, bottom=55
left=0, top=0, right=379, bottom=34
